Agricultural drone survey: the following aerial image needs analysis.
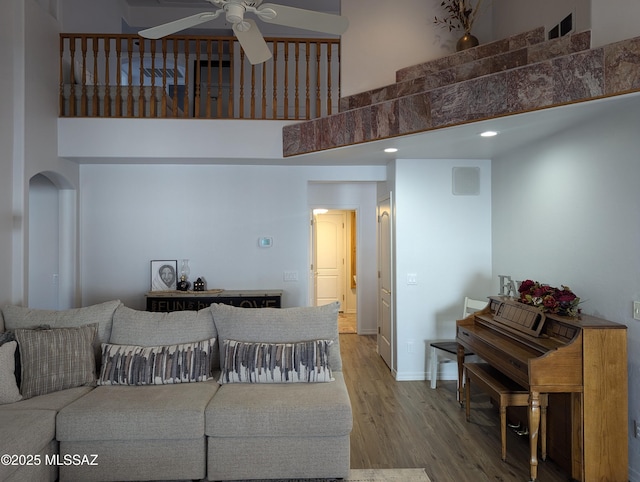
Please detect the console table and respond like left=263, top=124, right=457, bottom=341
left=146, top=290, right=283, bottom=312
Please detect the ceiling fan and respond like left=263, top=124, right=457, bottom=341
left=138, top=0, right=349, bottom=65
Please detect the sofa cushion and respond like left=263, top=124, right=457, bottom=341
left=0, top=410, right=56, bottom=481
left=98, top=337, right=215, bottom=386
left=0, top=341, right=22, bottom=404
left=1, top=300, right=120, bottom=365
left=15, top=324, right=97, bottom=399
left=57, top=381, right=220, bottom=441
left=219, top=339, right=334, bottom=384
left=211, top=301, right=342, bottom=371
left=110, top=305, right=218, bottom=368
left=0, top=386, right=94, bottom=412
left=206, top=371, right=352, bottom=438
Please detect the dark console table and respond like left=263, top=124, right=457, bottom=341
left=146, top=289, right=283, bottom=312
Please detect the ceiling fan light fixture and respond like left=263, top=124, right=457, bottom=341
left=224, top=3, right=246, bottom=24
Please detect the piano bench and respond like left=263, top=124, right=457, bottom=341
left=429, top=341, right=474, bottom=398
left=463, top=363, right=548, bottom=463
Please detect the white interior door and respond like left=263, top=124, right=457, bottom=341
left=315, top=211, right=346, bottom=308
left=377, top=195, right=393, bottom=369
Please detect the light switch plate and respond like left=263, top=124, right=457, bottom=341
left=634, top=301, right=640, bottom=321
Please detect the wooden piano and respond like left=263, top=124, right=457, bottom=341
left=456, top=296, right=628, bottom=482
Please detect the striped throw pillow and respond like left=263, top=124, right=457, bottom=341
left=98, top=338, right=215, bottom=386
left=219, top=339, right=334, bottom=384
left=15, top=323, right=98, bottom=399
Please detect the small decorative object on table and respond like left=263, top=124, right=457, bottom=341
left=177, top=259, right=191, bottom=291
left=193, top=277, right=206, bottom=291
left=434, top=0, right=487, bottom=51
left=517, top=279, right=581, bottom=317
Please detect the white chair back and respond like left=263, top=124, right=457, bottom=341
left=462, top=297, right=488, bottom=318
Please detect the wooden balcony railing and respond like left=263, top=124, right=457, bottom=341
left=59, top=33, right=341, bottom=120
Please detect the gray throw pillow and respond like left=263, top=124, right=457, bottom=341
left=15, top=323, right=98, bottom=399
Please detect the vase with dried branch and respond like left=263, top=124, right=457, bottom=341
left=434, top=0, right=487, bottom=51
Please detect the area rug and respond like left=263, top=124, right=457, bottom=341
left=214, top=468, right=431, bottom=482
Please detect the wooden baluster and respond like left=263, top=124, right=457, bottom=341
left=205, top=40, right=212, bottom=119
left=161, top=39, right=168, bottom=117
left=337, top=41, right=341, bottom=104
left=183, top=40, right=190, bottom=118
left=149, top=39, right=156, bottom=117
left=283, top=42, right=289, bottom=120
left=80, top=37, right=88, bottom=116
left=138, top=38, right=146, bottom=117
left=92, top=37, right=100, bottom=116
left=326, top=42, right=332, bottom=116
left=228, top=40, right=234, bottom=118
left=104, top=36, right=111, bottom=117
left=294, top=42, right=300, bottom=119
left=217, top=40, right=223, bottom=118
left=68, top=37, right=76, bottom=116
left=239, top=50, right=245, bottom=119
left=194, top=39, right=201, bottom=118
left=316, top=41, right=321, bottom=119
left=115, top=36, right=122, bottom=117
left=126, top=37, right=134, bottom=117
left=305, top=41, right=311, bottom=120
left=172, top=39, right=179, bottom=117
left=272, top=40, right=278, bottom=119
left=250, top=62, right=256, bottom=119
left=261, top=60, right=267, bottom=119
left=59, top=36, right=65, bottom=116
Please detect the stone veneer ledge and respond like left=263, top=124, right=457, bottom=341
left=282, top=32, right=640, bottom=158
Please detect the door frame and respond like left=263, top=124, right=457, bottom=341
left=309, top=205, right=359, bottom=332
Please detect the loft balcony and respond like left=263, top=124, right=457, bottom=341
left=59, top=33, right=341, bottom=121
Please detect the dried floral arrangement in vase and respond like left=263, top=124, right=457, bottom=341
left=433, top=0, right=487, bottom=51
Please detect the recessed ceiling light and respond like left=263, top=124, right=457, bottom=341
left=384, top=148, right=398, bottom=153
left=480, top=130, right=498, bottom=137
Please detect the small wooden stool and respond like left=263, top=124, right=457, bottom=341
left=464, top=362, right=548, bottom=462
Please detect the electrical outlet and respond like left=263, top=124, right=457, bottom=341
left=634, top=301, right=640, bottom=321
left=634, top=420, right=640, bottom=438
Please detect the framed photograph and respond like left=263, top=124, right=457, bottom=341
left=150, top=260, right=177, bottom=291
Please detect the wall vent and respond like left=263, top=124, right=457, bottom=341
left=549, top=12, right=573, bottom=40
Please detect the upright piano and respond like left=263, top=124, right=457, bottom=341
left=456, top=296, right=628, bottom=482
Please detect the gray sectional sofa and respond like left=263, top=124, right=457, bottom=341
left=0, top=300, right=352, bottom=482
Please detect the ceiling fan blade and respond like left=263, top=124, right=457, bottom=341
left=257, top=3, right=349, bottom=35
left=138, top=11, right=220, bottom=39
left=233, top=19, right=272, bottom=65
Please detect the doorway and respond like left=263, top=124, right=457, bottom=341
left=28, top=172, right=77, bottom=310
left=312, top=209, right=357, bottom=334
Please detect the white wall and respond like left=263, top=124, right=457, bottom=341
left=492, top=0, right=590, bottom=42
left=341, top=0, right=492, bottom=97
left=79, top=165, right=385, bottom=310
left=590, top=0, right=640, bottom=47
left=0, top=1, right=16, bottom=306
left=392, top=158, right=492, bottom=380
left=492, top=100, right=640, bottom=481
left=492, top=0, right=640, bottom=48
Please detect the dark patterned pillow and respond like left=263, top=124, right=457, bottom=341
left=0, top=341, right=22, bottom=404
left=219, top=339, right=334, bottom=384
left=98, top=338, right=216, bottom=386
left=15, top=323, right=98, bottom=399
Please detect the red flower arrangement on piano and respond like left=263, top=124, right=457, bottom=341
left=517, top=280, right=581, bottom=317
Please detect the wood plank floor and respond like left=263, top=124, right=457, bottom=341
left=340, top=334, right=570, bottom=482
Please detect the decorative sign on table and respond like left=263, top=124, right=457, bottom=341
left=146, top=289, right=283, bottom=312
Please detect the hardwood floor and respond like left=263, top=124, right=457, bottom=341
left=340, top=334, right=569, bottom=482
